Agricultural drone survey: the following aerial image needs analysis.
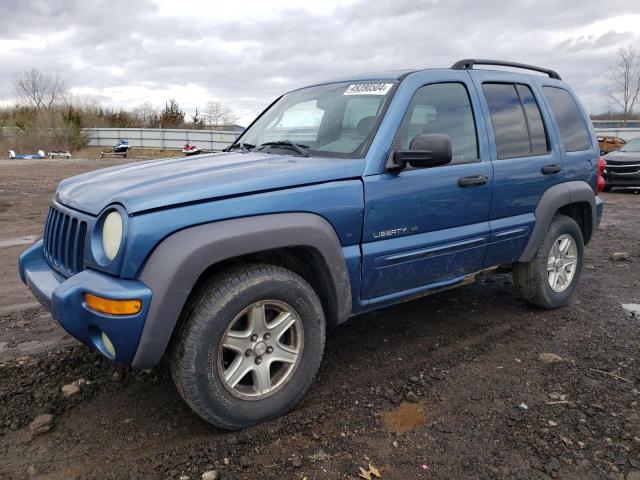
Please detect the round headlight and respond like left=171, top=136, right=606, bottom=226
left=102, top=210, right=123, bottom=261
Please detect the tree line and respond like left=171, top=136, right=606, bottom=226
left=2, top=47, right=640, bottom=152
left=0, top=69, right=240, bottom=152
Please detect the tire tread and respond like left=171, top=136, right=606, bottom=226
left=169, top=264, right=325, bottom=430
left=513, top=214, right=584, bottom=309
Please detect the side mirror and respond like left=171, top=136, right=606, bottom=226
left=387, top=134, right=453, bottom=171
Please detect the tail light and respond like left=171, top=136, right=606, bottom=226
left=596, top=156, right=606, bottom=194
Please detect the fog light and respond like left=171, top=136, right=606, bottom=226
left=85, top=293, right=141, bottom=315
left=101, top=332, right=116, bottom=358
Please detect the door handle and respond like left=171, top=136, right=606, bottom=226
left=458, top=175, right=488, bottom=188
left=541, top=164, right=562, bottom=175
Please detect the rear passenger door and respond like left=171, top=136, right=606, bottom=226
left=469, top=72, right=564, bottom=266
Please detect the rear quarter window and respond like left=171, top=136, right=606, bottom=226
left=542, top=87, right=591, bottom=152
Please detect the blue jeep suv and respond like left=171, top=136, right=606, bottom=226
left=19, top=60, right=605, bottom=429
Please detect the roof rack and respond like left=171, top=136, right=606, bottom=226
left=451, top=59, right=561, bottom=80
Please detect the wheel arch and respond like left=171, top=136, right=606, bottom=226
left=519, top=181, right=597, bottom=263
left=190, top=245, right=343, bottom=327
left=132, top=213, right=352, bottom=368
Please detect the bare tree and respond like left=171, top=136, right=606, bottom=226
left=609, top=46, right=640, bottom=124
left=204, top=100, right=238, bottom=127
left=14, top=68, right=66, bottom=111
left=204, top=100, right=222, bottom=126
left=190, top=107, right=205, bottom=129
left=134, top=101, right=159, bottom=128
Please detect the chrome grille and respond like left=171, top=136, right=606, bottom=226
left=43, top=207, right=87, bottom=276
left=605, top=162, right=640, bottom=175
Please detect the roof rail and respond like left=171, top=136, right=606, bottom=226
left=451, top=59, right=561, bottom=80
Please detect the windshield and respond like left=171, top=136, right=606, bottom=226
left=621, top=138, right=640, bottom=152
left=234, top=81, right=396, bottom=158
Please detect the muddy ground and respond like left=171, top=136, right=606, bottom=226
left=0, top=157, right=639, bottom=480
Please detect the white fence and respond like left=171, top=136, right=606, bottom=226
left=85, top=128, right=240, bottom=151
left=4, top=125, right=640, bottom=151
left=592, top=120, right=640, bottom=129
left=593, top=128, right=640, bottom=142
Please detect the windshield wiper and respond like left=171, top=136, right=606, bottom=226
left=258, top=140, right=310, bottom=157
left=224, top=142, right=255, bottom=153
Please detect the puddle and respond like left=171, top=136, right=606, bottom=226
left=0, top=235, right=39, bottom=248
left=383, top=402, right=426, bottom=433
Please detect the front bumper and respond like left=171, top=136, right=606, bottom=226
left=603, top=169, right=640, bottom=188
left=18, top=240, right=152, bottom=365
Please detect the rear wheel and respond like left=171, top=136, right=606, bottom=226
left=169, top=264, right=325, bottom=430
left=513, top=215, right=584, bottom=309
left=603, top=184, right=612, bottom=192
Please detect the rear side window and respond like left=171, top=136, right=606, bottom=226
left=482, top=83, right=549, bottom=159
left=516, top=85, right=549, bottom=155
left=542, top=87, right=591, bottom=152
left=395, top=82, right=478, bottom=164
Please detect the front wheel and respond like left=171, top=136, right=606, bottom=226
left=169, top=264, right=326, bottom=430
left=513, top=215, right=584, bottom=309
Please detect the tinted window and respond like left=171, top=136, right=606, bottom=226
left=516, top=84, right=549, bottom=155
left=396, top=83, right=478, bottom=164
left=482, top=83, right=531, bottom=158
left=543, top=87, right=591, bottom=152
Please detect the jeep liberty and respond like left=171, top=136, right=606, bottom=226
left=19, top=59, right=605, bottom=429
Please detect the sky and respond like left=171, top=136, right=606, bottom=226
left=1, top=0, right=639, bottom=126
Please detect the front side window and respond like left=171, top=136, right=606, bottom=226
left=394, top=82, right=479, bottom=164
left=542, top=86, right=591, bottom=152
left=237, top=81, right=395, bottom=158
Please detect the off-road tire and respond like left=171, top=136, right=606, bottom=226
left=169, top=264, right=326, bottom=430
left=513, top=215, right=584, bottom=309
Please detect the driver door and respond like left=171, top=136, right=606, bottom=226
left=361, top=77, right=493, bottom=300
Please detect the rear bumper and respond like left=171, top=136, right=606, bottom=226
left=18, top=241, right=152, bottom=365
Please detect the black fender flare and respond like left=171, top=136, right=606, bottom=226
left=132, top=213, right=352, bottom=368
left=518, top=181, right=597, bottom=263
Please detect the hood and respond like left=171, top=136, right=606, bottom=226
left=56, top=152, right=365, bottom=215
left=604, top=150, right=640, bottom=163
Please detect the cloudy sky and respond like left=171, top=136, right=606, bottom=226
left=1, top=0, right=639, bottom=125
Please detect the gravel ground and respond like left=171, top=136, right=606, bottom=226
left=1, top=157, right=639, bottom=479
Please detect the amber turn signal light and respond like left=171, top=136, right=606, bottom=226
left=84, top=294, right=141, bottom=315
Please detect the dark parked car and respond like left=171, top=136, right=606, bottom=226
left=603, top=138, right=640, bottom=191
